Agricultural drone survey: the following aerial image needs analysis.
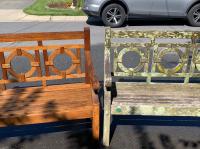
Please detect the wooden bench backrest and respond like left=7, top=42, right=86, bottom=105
left=104, top=28, right=200, bottom=86
left=0, top=27, right=96, bottom=89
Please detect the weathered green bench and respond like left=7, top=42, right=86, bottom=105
left=103, top=28, right=200, bottom=146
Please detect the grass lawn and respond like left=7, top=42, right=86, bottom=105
left=24, top=0, right=85, bottom=16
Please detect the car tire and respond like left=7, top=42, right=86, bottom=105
left=101, top=4, right=126, bottom=28
left=187, top=4, right=200, bottom=27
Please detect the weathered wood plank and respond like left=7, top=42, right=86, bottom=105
left=111, top=82, right=200, bottom=115
left=111, top=105, right=200, bottom=116
left=111, top=30, right=197, bottom=39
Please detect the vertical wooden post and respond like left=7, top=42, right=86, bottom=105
left=76, top=48, right=82, bottom=74
left=186, top=35, right=197, bottom=83
left=35, top=41, right=42, bottom=77
left=84, top=27, right=92, bottom=84
left=103, top=28, right=112, bottom=146
left=38, top=41, right=48, bottom=87
left=0, top=52, right=7, bottom=91
left=147, top=37, right=156, bottom=84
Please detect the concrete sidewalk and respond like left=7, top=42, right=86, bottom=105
left=0, top=0, right=87, bottom=22
left=0, top=9, right=88, bottom=22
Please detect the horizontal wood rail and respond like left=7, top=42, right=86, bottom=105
left=0, top=31, right=84, bottom=42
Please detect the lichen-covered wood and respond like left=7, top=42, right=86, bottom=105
left=112, top=82, right=200, bottom=116
left=109, top=29, right=200, bottom=82
left=103, top=28, right=200, bottom=146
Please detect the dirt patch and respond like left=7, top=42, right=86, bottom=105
left=48, top=2, right=72, bottom=9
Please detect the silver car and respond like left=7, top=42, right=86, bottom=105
left=83, top=0, right=200, bottom=27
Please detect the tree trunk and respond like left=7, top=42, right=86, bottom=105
left=73, top=0, right=77, bottom=7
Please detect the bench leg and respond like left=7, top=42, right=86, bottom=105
left=103, top=91, right=111, bottom=147
left=92, top=104, right=100, bottom=140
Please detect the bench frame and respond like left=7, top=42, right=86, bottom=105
left=103, top=28, right=200, bottom=146
left=0, top=27, right=100, bottom=140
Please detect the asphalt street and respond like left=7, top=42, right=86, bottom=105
left=0, top=0, right=34, bottom=9
left=0, top=20, right=200, bottom=149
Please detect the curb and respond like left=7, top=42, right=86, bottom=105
left=0, top=9, right=88, bottom=22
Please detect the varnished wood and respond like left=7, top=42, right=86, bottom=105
left=43, top=49, right=50, bottom=77
left=0, top=44, right=84, bottom=52
left=0, top=73, right=86, bottom=84
left=0, top=31, right=84, bottom=42
left=76, top=48, right=82, bottom=74
left=0, top=52, right=8, bottom=80
left=0, top=107, right=93, bottom=126
left=84, top=27, right=92, bottom=84
left=91, top=90, right=100, bottom=139
left=34, top=49, right=42, bottom=77
left=84, top=27, right=100, bottom=90
left=0, top=28, right=99, bottom=140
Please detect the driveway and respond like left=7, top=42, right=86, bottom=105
left=0, top=21, right=200, bottom=149
left=0, top=0, right=34, bottom=9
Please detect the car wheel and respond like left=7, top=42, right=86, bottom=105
left=102, top=4, right=126, bottom=28
left=187, top=4, right=200, bottom=27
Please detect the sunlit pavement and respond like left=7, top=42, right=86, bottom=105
left=0, top=20, right=200, bottom=149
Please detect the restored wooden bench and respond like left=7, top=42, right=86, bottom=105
left=103, top=28, right=200, bottom=146
left=0, top=27, right=99, bottom=139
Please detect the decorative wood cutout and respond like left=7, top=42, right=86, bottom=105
left=113, top=43, right=151, bottom=78
left=48, top=47, right=80, bottom=78
left=104, top=28, right=200, bottom=84
left=152, top=44, right=190, bottom=77
left=5, top=49, right=37, bottom=82
left=0, top=44, right=85, bottom=85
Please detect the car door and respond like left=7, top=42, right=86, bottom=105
left=167, top=0, right=188, bottom=16
left=150, top=0, right=168, bottom=16
left=127, top=0, right=154, bottom=16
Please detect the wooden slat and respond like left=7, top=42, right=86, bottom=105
left=0, top=107, right=93, bottom=127
left=84, top=27, right=99, bottom=90
left=43, top=49, right=50, bottom=77
left=111, top=82, right=200, bottom=116
left=0, top=44, right=85, bottom=52
left=111, top=30, right=195, bottom=39
left=104, top=28, right=112, bottom=88
left=76, top=48, right=82, bottom=74
left=0, top=90, right=92, bottom=109
left=0, top=31, right=84, bottom=42
left=0, top=73, right=86, bottom=84
left=0, top=83, right=93, bottom=126
left=84, top=27, right=92, bottom=84
left=0, top=52, right=8, bottom=80
left=0, top=83, right=90, bottom=96
left=36, top=42, right=42, bottom=77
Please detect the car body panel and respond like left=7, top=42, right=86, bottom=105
left=82, top=0, right=200, bottom=18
